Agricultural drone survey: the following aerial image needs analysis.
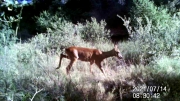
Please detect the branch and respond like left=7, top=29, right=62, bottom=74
left=30, top=88, right=43, bottom=101
left=15, top=6, right=23, bottom=37
left=0, top=19, right=20, bottom=23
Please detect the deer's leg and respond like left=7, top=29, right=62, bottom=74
left=65, top=50, right=79, bottom=74
left=95, top=61, right=105, bottom=75
left=66, top=58, right=78, bottom=75
left=90, top=61, right=94, bottom=74
left=56, top=54, right=68, bottom=69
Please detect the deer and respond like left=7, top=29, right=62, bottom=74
left=56, top=45, right=123, bottom=75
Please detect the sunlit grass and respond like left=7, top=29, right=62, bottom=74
left=1, top=39, right=180, bottom=100
left=0, top=39, right=154, bottom=101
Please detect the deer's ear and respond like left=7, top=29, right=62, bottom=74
left=114, top=44, right=118, bottom=49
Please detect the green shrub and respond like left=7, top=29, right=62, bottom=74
left=118, top=1, right=180, bottom=99
left=35, top=12, right=111, bottom=53
left=130, top=0, right=171, bottom=28
left=79, top=17, right=110, bottom=43
left=35, top=9, right=112, bottom=52
left=36, top=8, right=69, bottom=32
left=119, top=11, right=180, bottom=63
left=151, top=56, right=180, bottom=100
left=0, top=45, right=24, bottom=100
left=30, top=25, right=86, bottom=53
left=153, top=56, right=180, bottom=75
left=0, top=43, right=63, bottom=101
left=0, top=24, right=16, bottom=49
left=120, top=41, right=143, bottom=64
left=35, top=9, right=86, bottom=53
left=171, top=47, right=180, bottom=59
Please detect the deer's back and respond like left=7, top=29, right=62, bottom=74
left=65, top=47, right=102, bottom=61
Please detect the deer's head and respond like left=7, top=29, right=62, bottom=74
left=113, top=45, right=123, bottom=59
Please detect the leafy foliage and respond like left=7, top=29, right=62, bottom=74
left=0, top=24, right=16, bottom=47
left=119, top=1, right=180, bottom=99
left=120, top=0, right=180, bottom=63
left=79, top=17, right=110, bottom=43
left=35, top=8, right=69, bottom=32
left=34, top=11, right=86, bottom=53
left=130, top=0, right=171, bottom=28
left=35, top=11, right=110, bottom=53
left=151, top=56, right=180, bottom=100
left=0, top=3, right=24, bottom=53
left=120, top=41, right=143, bottom=64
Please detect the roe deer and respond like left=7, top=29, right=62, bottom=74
left=56, top=45, right=123, bottom=74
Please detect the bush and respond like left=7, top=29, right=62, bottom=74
left=0, top=25, right=16, bottom=48
left=36, top=8, right=69, bottom=32
left=117, top=0, right=180, bottom=100
left=130, top=0, right=171, bottom=28
left=34, top=9, right=88, bottom=53
left=30, top=24, right=85, bottom=53
left=0, top=42, right=72, bottom=100
left=153, top=56, right=180, bottom=75
left=35, top=11, right=111, bottom=53
left=120, top=41, right=143, bottom=64
left=150, top=56, right=180, bottom=100
left=119, top=2, right=180, bottom=63
left=0, top=14, right=18, bottom=51
left=79, top=17, right=110, bottom=43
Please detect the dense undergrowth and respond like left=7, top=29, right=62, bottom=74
left=1, top=0, right=180, bottom=101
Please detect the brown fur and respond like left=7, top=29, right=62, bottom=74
left=56, top=45, right=122, bottom=74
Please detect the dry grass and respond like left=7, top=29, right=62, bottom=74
left=0, top=42, right=156, bottom=101
left=51, top=54, right=152, bottom=100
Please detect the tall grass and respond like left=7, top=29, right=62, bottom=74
left=0, top=42, right=154, bottom=100
left=0, top=36, right=147, bottom=101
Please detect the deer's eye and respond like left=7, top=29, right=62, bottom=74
left=116, top=52, right=119, bottom=54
